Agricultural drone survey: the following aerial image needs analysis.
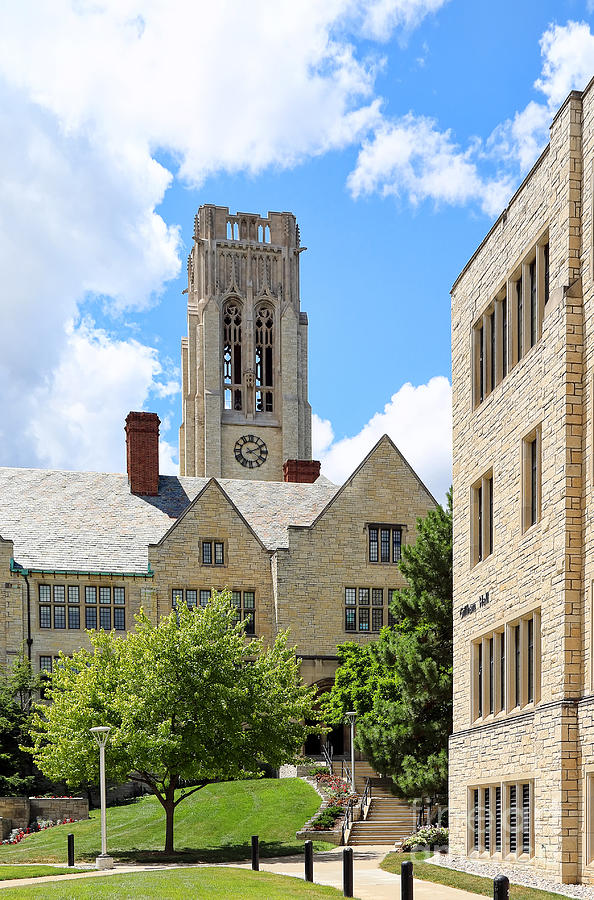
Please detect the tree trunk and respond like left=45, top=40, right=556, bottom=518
left=164, top=797, right=175, bottom=853
left=163, top=778, right=177, bottom=853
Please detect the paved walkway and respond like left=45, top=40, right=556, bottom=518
left=0, top=850, right=479, bottom=898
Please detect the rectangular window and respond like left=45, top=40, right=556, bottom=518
left=39, top=584, right=51, bottom=603
left=387, top=609, right=397, bottom=627
left=517, top=276, right=523, bottom=360
left=186, top=589, right=197, bottom=609
left=345, top=588, right=356, bottom=606
left=473, top=613, right=539, bottom=721
left=68, top=606, right=80, bottom=629
left=358, top=607, right=370, bottom=631
left=502, top=295, right=508, bottom=378
left=489, top=310, right=495, bottom=391
left=472, top=471, right=493, bottom=565
left=529, top=259, right=537, bottom=348
left=99, top=608, right=111, bottom=630
left=522, top=783, right=531, bottom=853
left=500, top=631, right=505, bottom=712
left=53, top=605, right=65, bottom=629
left=369, top=527, right=378, bottom=562
left=114, top=608, right=125, bottom=631
left=380, top=528, right=390, bottom=563
left=523, top=427, right=541, bottom=531
left=172, top=589, right=184, bottom=608
left=495, top=786, right=502, bottom=852
left=358, top=588, right=369, bottom=606
left=85, top=586, right=97, bottom=604
left=473, top=789, right=479, bottom=851
left=53, top=585, right=65, bottom=603
left=68, top=585, right=80, bottom=603
left=477, top=643, right=483, bottom=717
left=514, top=625, right=521, bottom=708
left=345, top=608, right=356, bottom=631
left=202, top=541, right=212, bottom=565
left=39, top=605, right=51, bottom=628
left=509, top=785, right=517, bottom=853
left=99, top=587, right=111, bottom=604
left=40, top=656, right=52, bottom=672
left=372, top=588, right=383, bottom=606
left=199, top=590, right=211, bottom=608
left=371, top=608, right=383, bottom=632
left=393, top=528, right=402, bottom=562
left=488, top=638, right=494, bottom=715
left=214, top=542, right=224, bottom=565
left=527, top=617, right=534, bottom=703
left=479, top=322, right=484, bottom=402
left=484, top=787, right=490, bottom=852
left=85, top=606, right=97, bottom=629
left=113, top=587, right=125, bottom=605
left=544, top=242, right=549, bottom=304
left=243, top=592, right=255, bottom=635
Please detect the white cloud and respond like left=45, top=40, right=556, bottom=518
left=313, top=376, right=452, bottom=502
left=348, top=114, right=513, bottom=216
left=25, top=319, right=178, bottom=474
left=359, top=0, right=449, bottom=41
left=0, top=0, right=450, bottom=474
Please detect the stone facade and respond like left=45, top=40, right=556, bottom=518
left=179, top=204, right=312, bottom=481
left=450, top=83, right=594, bottom=884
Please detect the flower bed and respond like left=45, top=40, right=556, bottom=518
left=2, top=817, right=79, bottom=845
left=400, top=825, right=449, bottom=852
left=296, top=774, right=360, bottom=845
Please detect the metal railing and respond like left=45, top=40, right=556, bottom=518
left=340, top=758, right=352, bottom=785
left=360, top=777, right=372, bottom=820
left=321, top=742, right=334, bottom=773
left=340, top=798, right=355, bottom=845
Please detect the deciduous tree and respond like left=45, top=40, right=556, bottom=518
left=28, top=592, right=316, bottom=853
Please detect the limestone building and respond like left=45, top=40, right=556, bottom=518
left=450, top=82, right=594, bottom=884
left=179, top=204, right=311, bottom=480
left=0, top=205, right=436, bottom=757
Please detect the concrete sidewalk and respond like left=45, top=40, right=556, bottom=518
left=0, top=849, right=480, bottom=898
left=233, top=846, right=483, bottom=899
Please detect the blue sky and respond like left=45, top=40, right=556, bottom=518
left=1, top=0, right=594, bottom=501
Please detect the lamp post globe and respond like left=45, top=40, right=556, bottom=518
left=90, top=726, right=113, bottom=869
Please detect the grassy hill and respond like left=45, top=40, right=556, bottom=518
left=0, top=778, right=328, bottom=864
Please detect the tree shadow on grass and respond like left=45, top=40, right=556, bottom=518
left=83, top=842, right=310, bottom=865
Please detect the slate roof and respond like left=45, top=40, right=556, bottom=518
left=0, top=468, right=338, bottom=575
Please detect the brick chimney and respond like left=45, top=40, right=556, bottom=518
left=283, top=459, right=321, bottom=484
left=125, top=412, right=160, bottom=496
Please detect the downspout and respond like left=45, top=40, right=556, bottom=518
left=22, top=570, right=32, bottom=663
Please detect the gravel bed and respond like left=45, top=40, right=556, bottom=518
left=426, top=853, right=594, bottom=899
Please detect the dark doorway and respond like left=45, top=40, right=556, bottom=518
left=327, top=723, right=345, bottom=756
left=304, top=719, right=322, bottom=756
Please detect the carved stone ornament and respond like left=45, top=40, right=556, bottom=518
left=244, top=369, right=256, bottom=388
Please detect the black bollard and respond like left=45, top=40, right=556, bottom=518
left=343, top=846, right=353, bottom=897
left=401, top=860, right=413, bottom=900
left=493, top=874, right=509, bottom=900
left=67, top=833, right=74, bottom=868
left=304, top=839, right=313, bottom=882
left=251, top=834, right=259, bottom=871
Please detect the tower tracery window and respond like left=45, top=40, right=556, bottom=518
left=255, top=304, right=274, bottom=412
left=223, top=301, right=243, bottom=411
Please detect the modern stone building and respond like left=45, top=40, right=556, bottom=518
left=0, top=205, right=436, bottom=756
left=450, top=83, right=594, bottom=884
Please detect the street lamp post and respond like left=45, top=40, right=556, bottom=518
left=346, top=711, right=356, bottom=794
left=90, top=726, right=113, bottom=870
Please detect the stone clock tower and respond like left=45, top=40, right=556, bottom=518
left=179, top=204, right=312, bottom=480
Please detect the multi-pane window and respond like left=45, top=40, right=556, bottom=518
left=199, top=589, right=211, bottom=608
left=255, top=305, right=274, bottom=413
left=230, top=590, right=256, bottom=634
left=223, top=301, right=243, bottom=411
left=83, top=585, right=125, bottom=631
left=522, top=426, right=541, bottom=531
left=38, top=583, right=124, bottom=631
left=345, top=586, right=392, bottom=633
left=473, top=238, right=549, bottom=407
left=471, top=470, right=493, bottom=565
left=472, top=610, right=540, bottom=721
left=368, top=526, right=403, bottom=563
left=202, top=541, right=225, bottom=566
left=470, top=782, right=532, bottom=857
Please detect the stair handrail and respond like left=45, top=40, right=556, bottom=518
left=321, top=742, right=334, bottom=773
left=340, top=797, right=355, bottom=845
left=360, top=777, right=372, bottom=820
left=341, top=758, right=352, bottom=785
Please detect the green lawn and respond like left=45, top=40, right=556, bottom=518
left=0, top=867, right=346, bottom=898
left=381, top=853, right=571, bottom=899
left=0, top=866, right=85, bottom=881
left=0, top=778, right=330, bottom=865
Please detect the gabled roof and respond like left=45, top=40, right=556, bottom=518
left=0, top=467, right=338, bottom=575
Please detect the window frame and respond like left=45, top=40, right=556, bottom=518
left=522, top=425, right=542, bottom=532
left=368, top=525, right=403, bottom=564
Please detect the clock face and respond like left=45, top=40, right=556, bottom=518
left=234, top=434, right=268, bottom=468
